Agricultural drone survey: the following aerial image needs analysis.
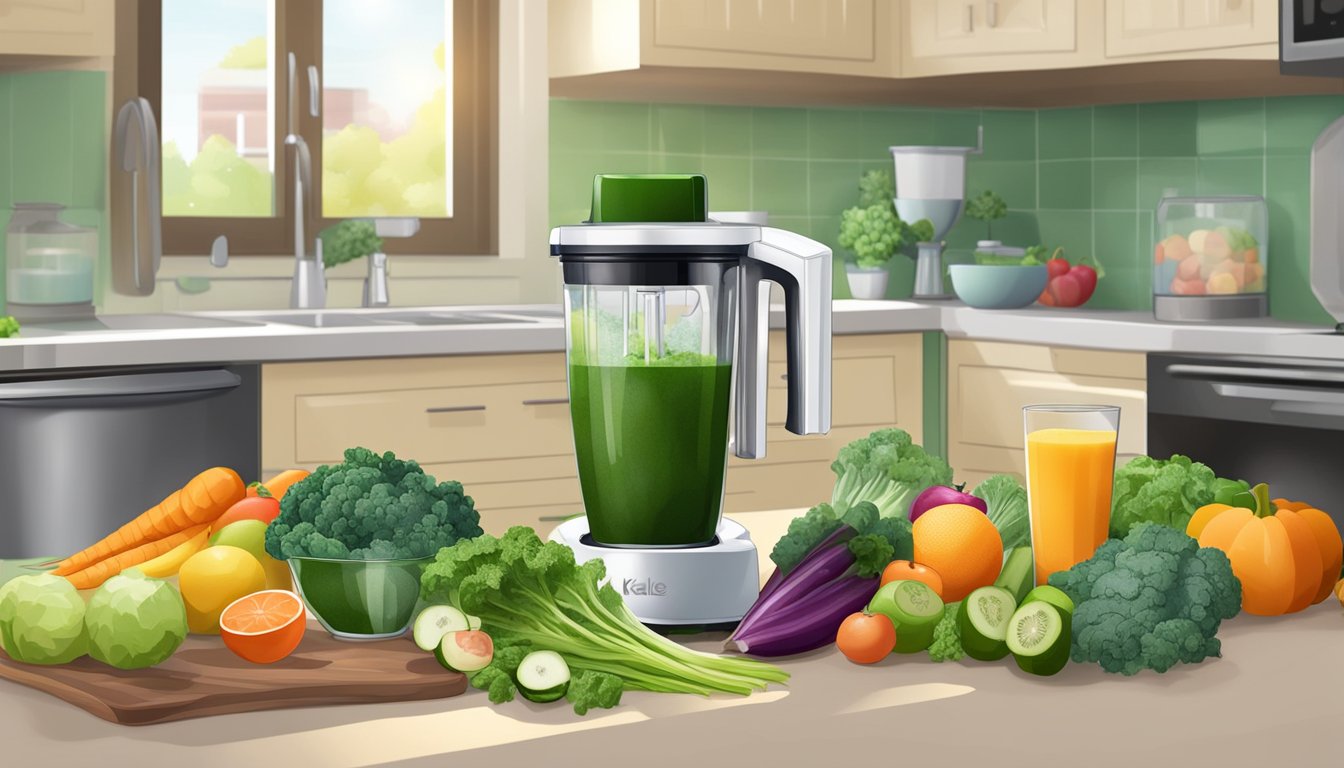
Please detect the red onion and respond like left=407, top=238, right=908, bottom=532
left=908, top=483, right=987, bottom=521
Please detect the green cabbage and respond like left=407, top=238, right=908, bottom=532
left=85, top=571, right=187, bottom=669
left=0, top=574, right=87, bottom=665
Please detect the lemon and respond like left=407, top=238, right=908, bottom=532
left=178, top=546, right=267, bottom=634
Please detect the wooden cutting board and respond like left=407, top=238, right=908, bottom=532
left=0, top=628, right=467, bottom=726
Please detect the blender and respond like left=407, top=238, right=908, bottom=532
left=891, top=126, right=983, bottom=300
left=549, top=174, right=832, bottom=626
left=4, top=203, right=98, bottom=322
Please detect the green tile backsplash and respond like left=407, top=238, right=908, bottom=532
left=551, top=94, right=1344, bottom=324
left=0, top=70, right=108, bottom=310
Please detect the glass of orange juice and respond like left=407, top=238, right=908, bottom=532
left=1023, top=404, right=1120, bottom=586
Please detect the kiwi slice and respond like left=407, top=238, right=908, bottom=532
left=958, top=586, right=1016, bottom=661
left=1005, top=601, right=1071, bottom=677
left=867, top=579, right=945, bottom=654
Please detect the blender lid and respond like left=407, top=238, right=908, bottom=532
left=551, top=221, right=761, bottom=252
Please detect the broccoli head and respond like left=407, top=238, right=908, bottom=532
left=830, top=428, right=952, bottom=519
left=567, top=670, right=624, bottom=715
left=1048, top=522, right=1242, bottom=676
left=264, top=447, right=482, bottom=560
left=927, top=601, right=964, bottom=663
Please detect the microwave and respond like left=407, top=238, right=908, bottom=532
left=1282, top=0, right=1344, bottom=75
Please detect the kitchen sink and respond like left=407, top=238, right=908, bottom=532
left=244, top=310, right=552, bottom=327
left=15, top=314, right=266, bottom=337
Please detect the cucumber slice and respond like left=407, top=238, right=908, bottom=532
left=435, top=630, right=494, bottom=673
left=867, top=579, right=945, bottom=654
left=516, top=650, right=570, bottom=703
left=958, top=586, right=1016, bottom=661
left=414, top=605, right=472, bottom=651
left=993, top=547, right=1034, bottom=605
left=1022, top=585, right=1075, bottom=617
left=1005, top=601, right=1071, bottom=677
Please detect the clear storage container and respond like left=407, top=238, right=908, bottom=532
left=1153, top=196, right=1267, bottom=322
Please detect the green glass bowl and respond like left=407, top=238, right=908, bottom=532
left=288, top=555, right=432, bottom=641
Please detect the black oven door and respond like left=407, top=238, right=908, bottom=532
left=1148, top=353, right=1344, bottom=531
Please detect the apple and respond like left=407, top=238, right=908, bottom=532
left=210, top=519, right=291, bottom=591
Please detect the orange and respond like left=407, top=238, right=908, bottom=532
left=220, top=589, right=306, bottom=664
left=912, top=503, right=1003, bottom=602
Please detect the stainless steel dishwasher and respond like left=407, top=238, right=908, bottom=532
left=1148, top=352, right=1344, bottom=532
left=0, top=365, right=260, bottom=559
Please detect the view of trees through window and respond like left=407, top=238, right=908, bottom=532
left=160, top=0, right=451, bottom=220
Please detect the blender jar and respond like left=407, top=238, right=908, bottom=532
left=5, top=203, right=98, bottom=320
left=1154, top=196, right=1267, bottom=322
left=565, top=280, right=737, bottom=547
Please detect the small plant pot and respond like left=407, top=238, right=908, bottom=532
left=845, top=265, right=889, bottom=300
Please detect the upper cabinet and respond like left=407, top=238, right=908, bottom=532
left=551, top=0, right=899, bottom=78
left=1104, top=0, right=1278, bottom=59
left=0, top=0, right=115, bottom=59
left=903, top=0, right=1101, bottom=76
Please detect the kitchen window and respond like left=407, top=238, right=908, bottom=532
left=125, top=0, right=496, bottom=256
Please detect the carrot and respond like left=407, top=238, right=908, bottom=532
left=62, top=523, right=212, bottom=590
left=52, top=467, right=244, bottom=577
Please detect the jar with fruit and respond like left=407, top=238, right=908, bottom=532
left=1154, top=196, right=1267, bottom=322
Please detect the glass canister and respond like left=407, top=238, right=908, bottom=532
left=5, top=203, right=98, bottom=320
left=1153, top=196, right=1267, bottom=322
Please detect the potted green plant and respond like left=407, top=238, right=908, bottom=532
left=964, top=189, right=1008, bottom=249
left=838, top=170, right=932, bottom=300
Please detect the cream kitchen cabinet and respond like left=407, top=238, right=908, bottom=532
left=947, top=339, right=1146, bottom=489
left=1104, top=0, right=1278, bottom=60
left=724, top=332, right=924, bottom=514
left=900, top=0, right=1105, bottom=77
left=550, top=0, right=901, bottom=79
left=262, top=353, right=582, bottom=537
left=0, top=0, right=115, bottom=58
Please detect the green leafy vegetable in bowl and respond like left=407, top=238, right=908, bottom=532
left=1109, top=454, right=1249, bottom=539
left=1048, top=523, right=1242, bottom=675
left=264, top=447, right=482, bottom=561
left=420, top=527, right=788, bottom=702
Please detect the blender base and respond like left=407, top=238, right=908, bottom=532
left=548, top=516, right=760, bottom=627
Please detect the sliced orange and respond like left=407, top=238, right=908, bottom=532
left=220, top=589, right=306, bottom=664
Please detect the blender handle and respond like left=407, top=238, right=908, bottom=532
left=736, top=228, right=832, bottom=460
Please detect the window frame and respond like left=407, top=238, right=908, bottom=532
left=132, top=0, right=497, bottom=257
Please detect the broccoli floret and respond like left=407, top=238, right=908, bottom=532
left=769, top=504, right=841, bottom=574
left=264, top=447, right=482, bottom=560
left=319, top=220, right=383, bottom=269
left=928, top=602, right=964, bottom=663
left=469, top=638, right=533, bottom=704
left=1048, top=522, right=1242, bottom=676
left=567, top=670, right=624, bottom=715
left=769, top=501, right=912, bottom=575
left=830, top=428, right=952, bottom=519
left=0, top=316, right=19, bottom=339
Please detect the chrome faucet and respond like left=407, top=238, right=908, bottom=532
left=363, top=252, right=390, bottom=307
left=285, top=133, right=326, bottom=309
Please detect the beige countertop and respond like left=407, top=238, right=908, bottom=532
left=2, top=300, right=1340, bottom=373
left=2, top=508, right=1341, bottom=767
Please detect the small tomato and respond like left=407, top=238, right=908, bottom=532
left=835, top=612, right=897, bottom=665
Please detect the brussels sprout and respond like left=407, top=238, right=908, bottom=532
left=85, top=571, right=187, bottom=669
left=0, top=574, right=87, bottom=665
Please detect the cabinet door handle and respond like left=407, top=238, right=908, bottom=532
left=522, top=398, right=570, bottom=406
left=426, top=404, right=487, bottom=414
left=986, top=0, right=997, bottom=28
left=966, top=3, right=975, bottom=32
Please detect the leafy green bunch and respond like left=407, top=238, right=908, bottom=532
left=420, top=527, right=789, bottom=704
left=838, top=170, right=936, bottom=268
left=829, top=428, right=953, bottom=519
left=768, top=501, right=913, bottom=576
left=964, top=190, right=1007, bottom=240
left=0, top=316, right=18, bottom=339
left=319, top=220, right=384, bottom=269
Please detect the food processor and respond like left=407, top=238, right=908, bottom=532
left=891, top=127, right=983, bottom=300
left=4, top=203, right=98, bottom=322
left=548, top=174, right=832, bottom=627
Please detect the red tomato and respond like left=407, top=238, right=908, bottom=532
left=1069, top=264, right=1098, bottom=299
left=1049, top=273, right=1086, bottom=306
left=879, top=560, right=946, bottom=599
left=1046, top=257, right=1071, bottom=279
left=212, top=496, right=282, bottom=533
left=836, top=612, right=897, bottom=664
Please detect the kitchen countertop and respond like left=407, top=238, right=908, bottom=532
left=1, top=508, right=1340, bottom=767
left=1, top=300, right=1341, bottom=373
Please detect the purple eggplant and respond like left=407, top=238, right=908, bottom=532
left=734, top=526, right=855, bottom=632
left=725, top=578, right=878, bottom=656
left=908, top=482, right=987, bottom=521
